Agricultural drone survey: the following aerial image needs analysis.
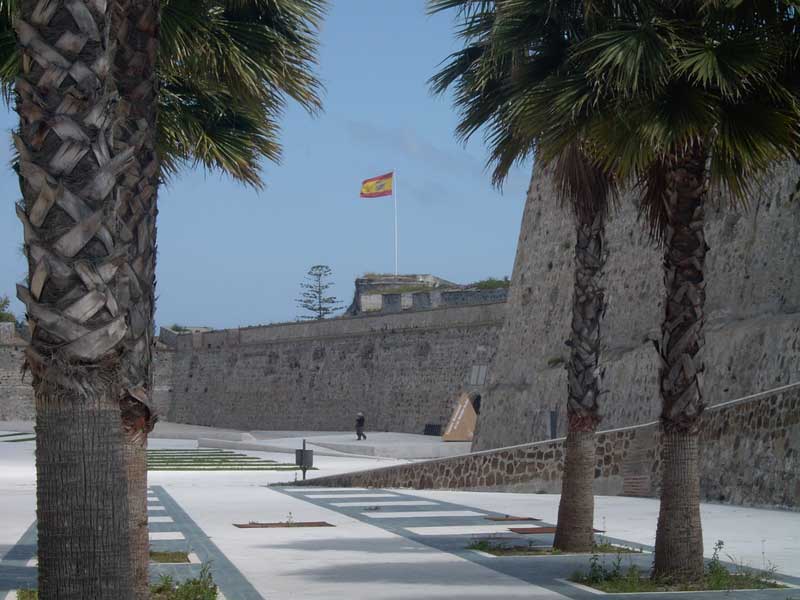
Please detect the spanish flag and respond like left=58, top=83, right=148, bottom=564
left=360, top=172, right=394, bottom=198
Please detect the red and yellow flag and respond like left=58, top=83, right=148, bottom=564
left=360, top=172, right=394, bottom=198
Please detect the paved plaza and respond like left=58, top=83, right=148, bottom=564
left=1, top=427, right=799, bottom=600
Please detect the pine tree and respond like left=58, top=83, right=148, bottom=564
left=0, top=295, right=15, bottom=323
left=297, top=265, right=343, bottom=320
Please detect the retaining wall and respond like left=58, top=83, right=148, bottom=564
left=288, top=383, right=800, bottom=510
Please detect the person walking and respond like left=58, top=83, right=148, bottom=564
left=355, top=412, right=366, bottom=440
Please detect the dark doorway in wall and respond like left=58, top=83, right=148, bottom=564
left=423, top=423, right=442, bottom=436
left=549, top=409, right=559, bottom=439
left=471, top=393, right=482, bottom=416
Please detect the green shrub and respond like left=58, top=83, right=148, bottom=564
left=470, top=277, right=510, bottom=290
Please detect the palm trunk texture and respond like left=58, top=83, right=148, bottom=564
left=653, top=146, right=708, bottom=582
left=553, top=209, right=606, bottom=553
left=112, top=1, right=161, bottom=596
left=122, top=428, right=150, bottom=599
left=15, top=0, right=137, bottom=597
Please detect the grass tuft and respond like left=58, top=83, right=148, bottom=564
left=17, top=565, right=219, bottom=599
left=150, top=550, right=190, bottom=563
left=572, top=540, right=786, bottom=592
left=467, top=539, right=640, bottom=556
left=146, top=449, right=305, bottom=471
left=151, top=565, right=218, bottom=599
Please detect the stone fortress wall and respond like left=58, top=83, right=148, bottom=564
left=472, top=161, right=800, bottom=450
left=1, top=301, right=505, bottom=431
left=0, top=320, right=177, bottom=422
left=161, top=303, right=505, bottom=433
left=0, top=323, right=32, bottom=421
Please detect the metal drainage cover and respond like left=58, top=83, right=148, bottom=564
left=507, top=527, right=557, bottom=534
left=507, top=527, right=605, bottom=534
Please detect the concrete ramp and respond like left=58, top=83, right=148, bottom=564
left=308, top=433, right=472, bottom=459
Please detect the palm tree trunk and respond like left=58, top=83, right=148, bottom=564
left=112, top=1, right=161, bottom=596
left=15, top=0, right=135, bottom=597
left=652, top=146, right=707, bottom=582
left=553, top=208, right=606, bottom=553
left=122, top=426, right=150, bottom=600
left=36, top=389, right=132, bottom=598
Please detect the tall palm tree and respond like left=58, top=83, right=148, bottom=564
left=15, top=0, right=135, bottom=596
left=111, top=2, right=324, bottom=594
left=540, top=0, right=800, bottom=580
left=10, top=0, right=324, bottom=595
left=429, top=0, right=615, bottom=552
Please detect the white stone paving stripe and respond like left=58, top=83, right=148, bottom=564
left=187, top=552, right=201, bottom=565
left=148, top=506, right=166, bottom=511
left=330, top=500, right=438, bottom=507
left=364, top=510, right=484, bottom=519
left=147, top=498, right=160, bottom=503
left=404, top=524, right=523, bottom=536
left=149, top=531, right=185, bottom=541
left=282, top=487, right=368, bottom=492
left=306, top=493, right=399, bottom=499
left=148, top=516, right=174, bottom=523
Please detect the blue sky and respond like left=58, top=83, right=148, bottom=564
left=0, top=0, right=532, bottom=330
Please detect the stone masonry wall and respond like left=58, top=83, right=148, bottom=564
left=151, top=347, right=175, bottom=419
left=164, top=303, right=505, bottom=433
left=0, top=304, right=503, bottom=426
left=473, top=161, right=800, bottom=450
left=289, top=383, right=800, bottom=510
left=0, top=341, right=33, bottom=421
left=0, top=340, right=175, bottom=421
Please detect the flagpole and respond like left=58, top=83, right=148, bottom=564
left=393, top=169, right=398, bottom=276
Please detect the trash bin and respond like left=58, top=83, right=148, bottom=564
left=295, top=440, right=313, bottom=480
left=295, top=448, right=314, bottom=470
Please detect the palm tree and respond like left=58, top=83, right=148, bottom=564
left=10, top=0, right=324, bottom=595
left=429, top=0, right=615, bottom=552
left=15, top=0, right=134, bottom=595
left=540, top=0, right=800, bottom=580
left=111, top=2, right=324, bottom=594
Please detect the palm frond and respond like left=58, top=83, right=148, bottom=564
left=0, top=0, right=325, bottom=188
